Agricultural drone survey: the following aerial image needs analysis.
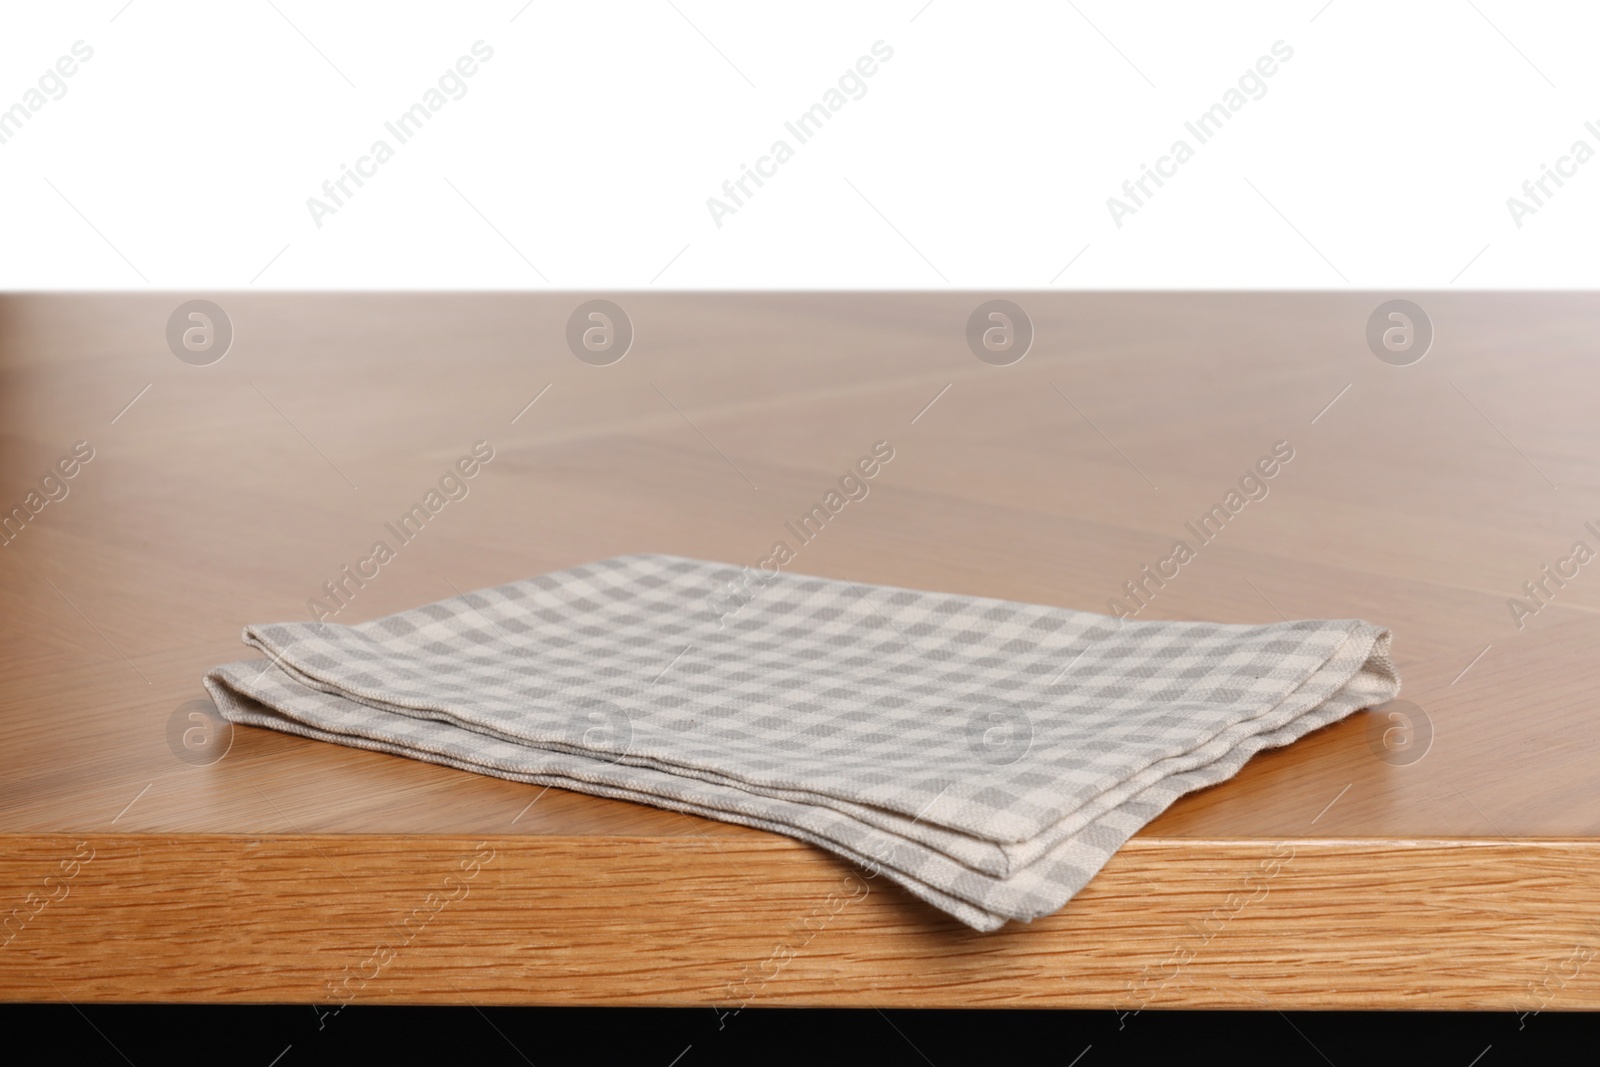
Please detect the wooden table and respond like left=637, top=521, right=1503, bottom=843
left=3, top=292, right=1598, bottom=1010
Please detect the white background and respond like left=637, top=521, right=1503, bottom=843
left=1, top=1, right=1596, bottom=289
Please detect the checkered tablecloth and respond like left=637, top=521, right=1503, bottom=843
left=205, top=553, right=1398, bottom=931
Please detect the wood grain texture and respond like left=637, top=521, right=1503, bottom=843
left=6, top=834, right=1600, bottom=1010
left=3, top=292, right=1599, bottom=1006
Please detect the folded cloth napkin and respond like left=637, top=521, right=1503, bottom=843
left=205, top=553, right=1398, bottom=931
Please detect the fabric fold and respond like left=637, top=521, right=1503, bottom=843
left=205, top=553, right=1398, bottom=931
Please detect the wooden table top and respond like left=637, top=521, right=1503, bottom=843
left=3, top=292, right=1599, bottom=1009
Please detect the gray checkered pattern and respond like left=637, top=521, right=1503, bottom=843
left=205, top=553, right=1398, bottom=931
